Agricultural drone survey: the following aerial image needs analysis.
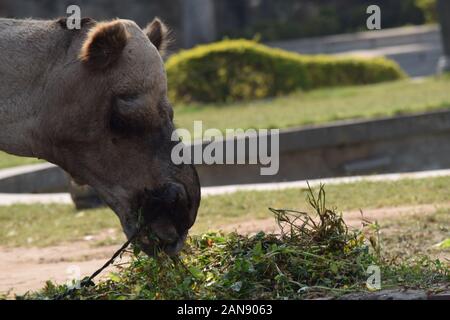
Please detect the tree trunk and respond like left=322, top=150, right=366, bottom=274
left=437, top=0, right=450, bottom=73
left=182, top=0, right=217, bottom=48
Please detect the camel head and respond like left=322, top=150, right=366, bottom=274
left=39, top=18, right=200, bottom=256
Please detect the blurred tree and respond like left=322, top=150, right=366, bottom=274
left=0, top=0, right=438, bottom=44
left=182, top=0, right=217, bottom=47
left=415, top=0, right=437, bottom=23
left=215, top=0, right=428, bottom=41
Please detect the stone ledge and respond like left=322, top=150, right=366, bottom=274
left=0, top=163, right=68, bottom=193
left=341, top=289, right=450, bottom=300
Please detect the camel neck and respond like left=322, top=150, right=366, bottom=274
left=0, top=19, right=64, bottom=158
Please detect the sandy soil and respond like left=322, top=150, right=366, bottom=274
left=1, top=203, right=449, bottom=297
left=0, top=243, right=128, bottom=297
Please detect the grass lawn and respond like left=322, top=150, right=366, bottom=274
left=0, top=175, right=449, bottom=248
left=175, top=76, right=450, bottom=140
left=193, top=176, right=450, bottom=233
left=380, top=207, right=449, bottom=261
left=0, top=152, right=42, bottom=170
left=1, top=76, right=450, bottom=168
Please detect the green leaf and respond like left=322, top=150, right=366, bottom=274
left=132, top=245, right=142, bottom=257
left=188, top=267, right=204, bottom=280
left=435, top=238, right=450, bottom=250
left=330, top=263, right=339, bottom=274
left=109, top=273, right=121, bottom=283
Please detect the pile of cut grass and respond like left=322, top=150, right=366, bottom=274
left=23, top=186, right=449, bottom=300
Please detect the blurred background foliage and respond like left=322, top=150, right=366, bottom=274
left=215, top=0, right=436, bottom=41
left=0, top=0, right=437, bottom=44
left=415, top=0, right=438, bottom=23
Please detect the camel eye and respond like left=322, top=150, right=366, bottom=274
left=110, top=94, right=149, bottom=135
left=117, top=93, right=139, bottom=102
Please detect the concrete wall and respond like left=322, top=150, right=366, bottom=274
left=269, top=25, right=443, bottom=78
left=2, top=110, right=450, bottom=193
left=0, top=163, right=67, bottom=193
left=195, top=110, right=450, bottom=186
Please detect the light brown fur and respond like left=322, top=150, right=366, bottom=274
left=79, top=20, right=129, bottom=69
left=0, top=17, right=200, bottom=256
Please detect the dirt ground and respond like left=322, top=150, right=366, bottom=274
left=0, top=243, right=126, bottom=297
left=1, top=203, right=449, bottom=297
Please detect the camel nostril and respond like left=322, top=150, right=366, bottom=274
left=138, top=182, right=189, bottom=225
left=164, top=182, right=187, bottom=205
left=158, top=234, right=178, bottom=245
left=150, top=218, right=179, bottom=243
left=161, top=231, right=188, bottom=256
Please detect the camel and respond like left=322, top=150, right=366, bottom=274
left=0, top=17, right=201, bottom=256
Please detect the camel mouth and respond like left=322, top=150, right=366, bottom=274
left=113, top=179, right=198, bottom=258
left=136, top=230, right=188, bottom=257
left=118, top=201, right=192, bottom=257
left=125, top=182, right=195, bottom=257
left=160, top=231, right=188, bottom=256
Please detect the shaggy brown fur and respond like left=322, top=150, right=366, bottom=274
left=0, top=17, right=200, bottom=257
left=79, top=20, right=129, bottom=70
left=57, top=17, right=95, bottom=29
left=144, top=18, right=170, bottom=54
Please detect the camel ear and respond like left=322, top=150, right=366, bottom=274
left=144, top=18, right=169, bottom=53
left=79, top=20, right=128, bottom=70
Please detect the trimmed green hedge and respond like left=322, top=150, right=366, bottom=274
left=166, top=40, right=406, bottom=104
